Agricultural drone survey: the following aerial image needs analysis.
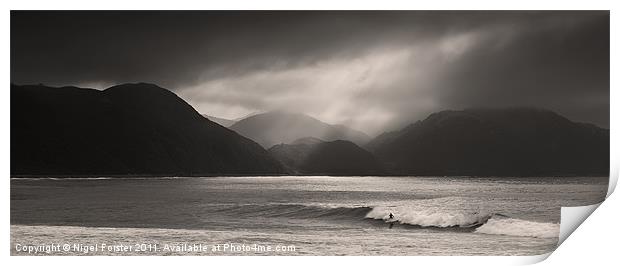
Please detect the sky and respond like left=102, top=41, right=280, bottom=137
left=11, top=11, right=609, bottom=135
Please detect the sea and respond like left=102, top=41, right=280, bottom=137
left=10, top=176, right=608, bottom=256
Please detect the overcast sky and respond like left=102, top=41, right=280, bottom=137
left=11, top=11, right=609, bottom=135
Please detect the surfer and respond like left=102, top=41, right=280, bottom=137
left=388, top=213, right=395, bottom=229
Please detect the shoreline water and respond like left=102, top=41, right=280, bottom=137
left=10, top=176, right=604, bottom=256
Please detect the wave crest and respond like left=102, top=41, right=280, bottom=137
left=216, top=203, right=559, bottom=239
left=475, top=217, right=559, bottom=238
left=365, top=206, right=493, bottom=228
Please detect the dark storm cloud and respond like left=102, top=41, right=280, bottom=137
left=9, top=11, right=479, bottom=87
left=11, top=11, right=609, bottom=134
left=434, top=14, right=610, bottom=127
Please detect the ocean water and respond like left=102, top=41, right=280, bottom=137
left=10, top=176, right=607, bottom=256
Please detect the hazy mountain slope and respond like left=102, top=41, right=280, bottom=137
left=229, top=111, right=370, bottom=148
left=369, top=108, right=609, bottom=176
left=268, top=142, right=317, bottom=174
left=291, top=137, right=325, bottom=145
left=202, top=114, right=236, bottom=127
left=269, top=138, right=384, bottom=175
left=364, top=123, right=418, bottom=153
left=11, top=83, right=284, bottom=176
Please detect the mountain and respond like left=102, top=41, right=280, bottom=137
left=364, top=124, right=414, bottom=153
left=291, top=137, right=325, bottom=145
left=11, top=83, right=284, bottom=176
left=229, top=111, right=371, bottom=148
left=202, top=114, right=236, bottom=127
left=269, top=138, right=384, bottom=175
left=368, top=108, right=609, bottom=176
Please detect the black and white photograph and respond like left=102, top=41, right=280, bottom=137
left=9, top=10, right=611, bottom=257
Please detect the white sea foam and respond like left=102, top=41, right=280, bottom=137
left=475, top=217, right=560, bottom=239
left=365, top=206, right=492, bottom=227
left=366, top=205, right=559, bottom=239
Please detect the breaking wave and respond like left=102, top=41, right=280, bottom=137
left=475, top=217, right=560, bottom=238
left=365, top=206, right=495, bottom=228
left=215, top=203, right=559, bottom=238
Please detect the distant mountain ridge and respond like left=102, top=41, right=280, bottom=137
left=269, top=138, right=384, bottom=175
left=229, top=111, right=371, bottom=148
left=367, top=108, right=609, bottom=176
left=10, top=83, right=608, bottom=177
left=11, top=83, right=284, bottom=176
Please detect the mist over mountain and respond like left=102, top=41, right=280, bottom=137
left=11, top=83, right=284, bottom=176
left=291, top=137, right=325, bottom=146
left=229, top=111, right=371, bottom=148
left=269, top=138, right=384, bottom=175
left=368, top=108, right=609, bottom=176
left=202, top=114, right=236, bottom=127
